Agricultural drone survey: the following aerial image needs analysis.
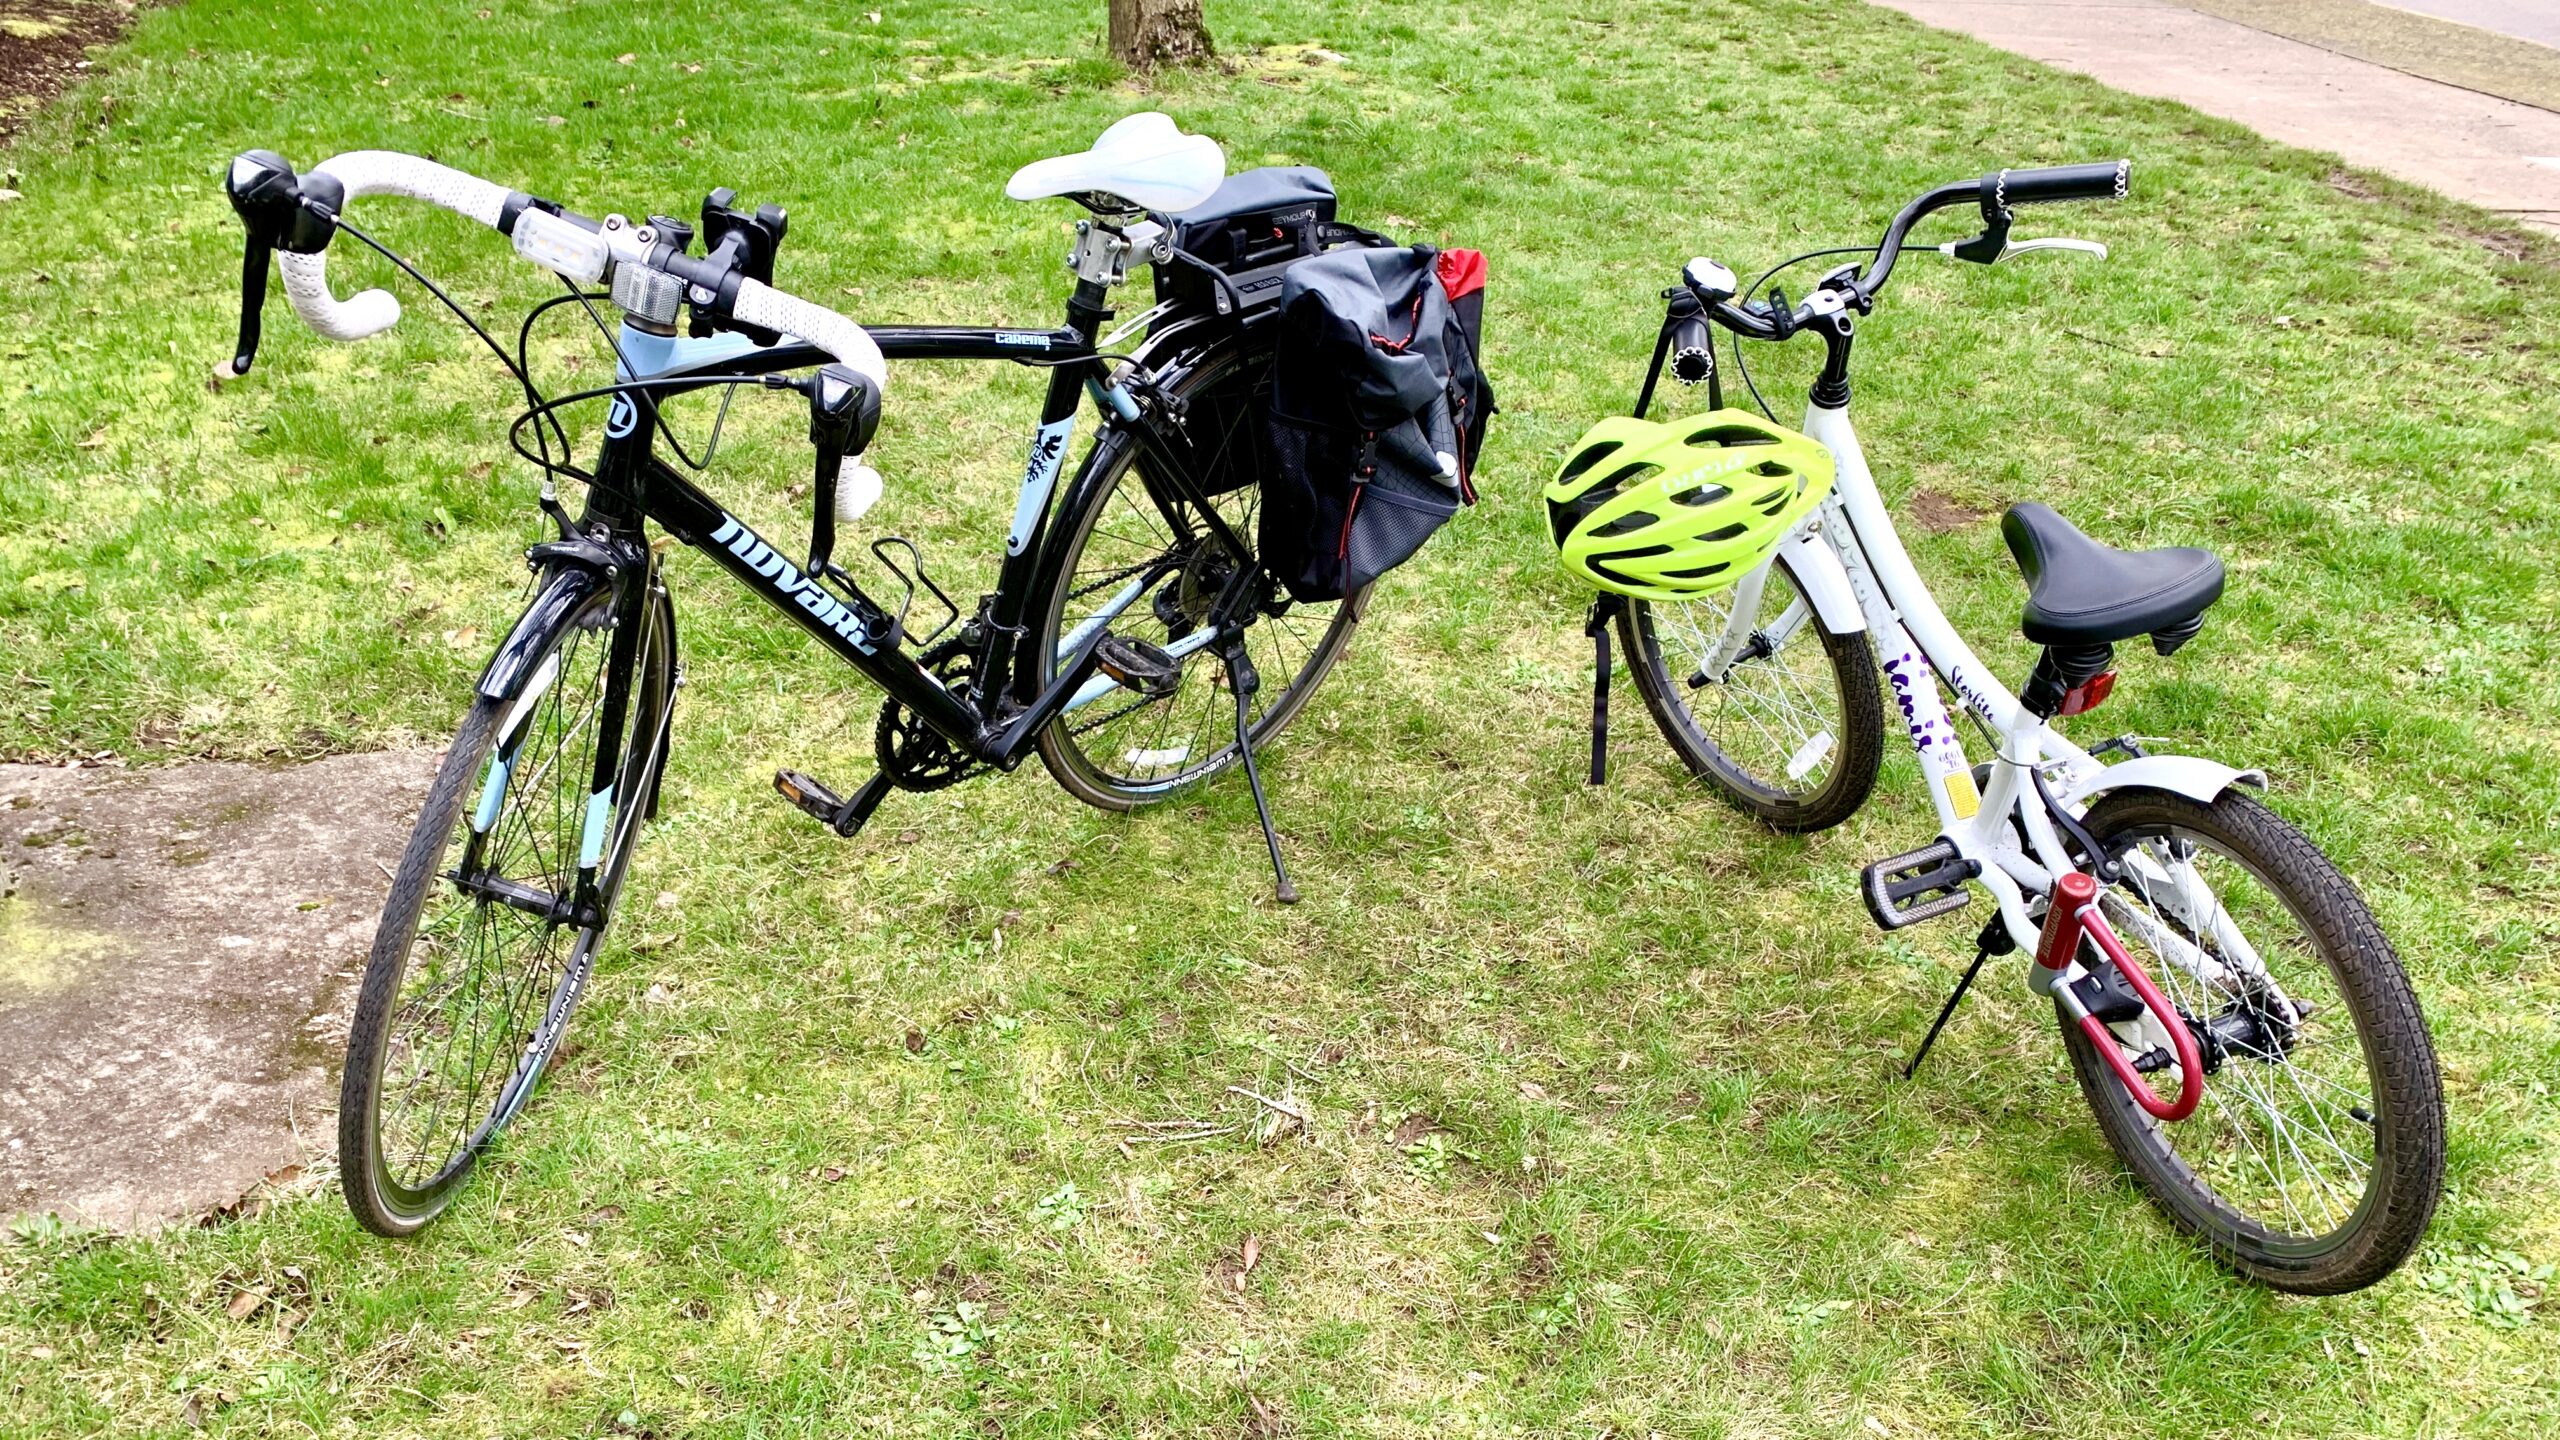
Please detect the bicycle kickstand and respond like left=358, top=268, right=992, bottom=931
left=1901, top=916, right=2017, bottom=1078
left=1219, top=635, right=1300, bottom=905
left=1584, top=593, right=1625, bottom=786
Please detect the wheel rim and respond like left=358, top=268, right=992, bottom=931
left=2094, top=823, right=2382, bottom=1253
left=1043, top=354, right=1358, bottom=799
left=1640, top=561, right=1848, bottom=800
left=371, top=601, right=652, bottom=1211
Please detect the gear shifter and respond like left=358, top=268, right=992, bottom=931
left=218, top=150, right=341, bottom=378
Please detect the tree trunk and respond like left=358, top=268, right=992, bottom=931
left=1109, top=0, right=1213, bottom=70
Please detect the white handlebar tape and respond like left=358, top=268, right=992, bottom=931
left=278, top=249, right=401, bottom=340
left=837, top=463, right=885, bottom=525
left=278, top=151, right=516, bottom=344
left=312, top=150, right=512, bottom=226
left=730, top=276, right=890, bottom=393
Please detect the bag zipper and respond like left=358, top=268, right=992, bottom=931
left=1338, top=433, right=1377, bottom=561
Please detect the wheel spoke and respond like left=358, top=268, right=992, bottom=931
left=2089, top=819, right=2382, bottom=1245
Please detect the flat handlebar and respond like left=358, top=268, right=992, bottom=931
left=1690, top=159, right=2132, bottom=341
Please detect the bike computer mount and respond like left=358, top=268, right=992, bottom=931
left=684, top=187, right=789, bottom=344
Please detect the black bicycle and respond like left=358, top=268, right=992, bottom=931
left=219, top=120, right=1366, bottom=1234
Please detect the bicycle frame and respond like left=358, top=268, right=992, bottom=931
left=1707, top=399, right=2267, bottom=972
left=560, top=304, right=1251, bottom=772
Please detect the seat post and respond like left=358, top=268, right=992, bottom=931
left=2019, top=641, right=2115, bottom=719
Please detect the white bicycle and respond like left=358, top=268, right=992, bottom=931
left=1596, top=161, right=2444, bottom=1293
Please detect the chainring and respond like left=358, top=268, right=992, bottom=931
left=876, top=640, right=989, bottom=792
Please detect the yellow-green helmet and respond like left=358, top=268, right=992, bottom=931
left=1545, top=410, right=1835, bottom=601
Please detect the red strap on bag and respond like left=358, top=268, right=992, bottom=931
left=1436, top=247, right=1487, bottom=302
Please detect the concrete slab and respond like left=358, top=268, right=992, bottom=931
left=0, top=752, right=435, bottom=1230
left=1870, top=0, right=2560, bottom=232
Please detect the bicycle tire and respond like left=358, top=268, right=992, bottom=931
left=339, top=575, right=674, bottom=1236
left=1030, top=342, right=1367, bottom=809
left=2061, top=786, right=2444, bottom=1293
left=1618, top=551, right=1883, bottom=831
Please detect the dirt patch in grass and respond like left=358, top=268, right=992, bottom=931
left=0, top=750, right=434, bottom=1229
left=1907, top=489, right=1992, bottom=534
left=0, top=1, right=131, bottom=141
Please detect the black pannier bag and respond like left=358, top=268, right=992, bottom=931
left=1150, top=166, right=1402, bottom=499
left=1259, top=242, right=1493, bottom=603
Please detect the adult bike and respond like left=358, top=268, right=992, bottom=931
left=217, top=116, right=1364, bottom=1235
left=1596, top=161, right=2444, bottom=1292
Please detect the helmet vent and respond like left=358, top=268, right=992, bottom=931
left=1688, top=424, right=1777, bottom=447
left=1751, top=460, right=1792, bottom=477
left=1556, top=440, right=1623, bottom=484
left=1588, top=544, right=1675, bottom=589
left=1591, top=510, right=1661, bottom=538
left=1700, top=522, right=1748, bottom=543
left=1670, top=483, right=1733, bottom=509
left=1662, top=562, right=1733, bottom=580
left=1597, top=462, right=1661, bottom=491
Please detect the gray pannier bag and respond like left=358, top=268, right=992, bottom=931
left=1260, top=242, right=1492, bottom=603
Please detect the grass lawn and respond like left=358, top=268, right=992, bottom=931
left=4, top=0, right=2559, bottom=1434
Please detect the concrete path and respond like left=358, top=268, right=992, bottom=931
left=1, top=752, right=435, bottom=1230
left=1871, top=0, right=2560, bottom=233
left=2391, top=2, right=2560, bottom=52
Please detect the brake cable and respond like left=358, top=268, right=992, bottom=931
left=1726, top=245, right=1877, bottom=420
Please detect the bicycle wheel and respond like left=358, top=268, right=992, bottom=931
left=2061, top=786, right=2443, bottom=1293
left=339, top=573, right=675, bottom=1236
left=1618, top=550, right=1883, bottom=830
left=1032, top=343, right=1367, bottom=808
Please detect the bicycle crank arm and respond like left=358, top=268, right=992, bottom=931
left=979, top=616, right=1136, bottom=767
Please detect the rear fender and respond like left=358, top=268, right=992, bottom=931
left=2060, top=754, right=2265, bottom=810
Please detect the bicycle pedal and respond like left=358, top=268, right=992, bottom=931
left=774, top=769, right=846, bottom=823
left=773, top=767, right=895, bottom=840
left=1093, top=633, right=1181, bottom=699
left=1862, top=838, right=1980, bottom=930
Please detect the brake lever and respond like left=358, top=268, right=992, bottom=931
left=217, top=150, right=341, bottom=380
left=1938, top=236, right=2109, bottom=264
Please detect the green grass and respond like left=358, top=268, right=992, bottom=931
left=4, top=0, right=2559, bottom=1434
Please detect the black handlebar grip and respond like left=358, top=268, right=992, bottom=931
left=1667, top=309, right=1715, bottom=386
left=1986, top=159, right=2130, bottom=208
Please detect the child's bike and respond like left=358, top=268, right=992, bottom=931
left=217, top=118, right=1373, bottom=1234
left=1566, top=161, right=2443, bottom=1293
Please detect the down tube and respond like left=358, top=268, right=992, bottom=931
left=647, top=463, right=983, bottom=744
left=1799, top=404, right=2026, bottom=736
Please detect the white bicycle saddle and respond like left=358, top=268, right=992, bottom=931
left=1004, top=112, right=1224, bottom=213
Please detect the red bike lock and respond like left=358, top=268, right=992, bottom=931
left=2038, top=870, right=2205, bottom=1122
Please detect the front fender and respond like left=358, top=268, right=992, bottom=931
left=2060, top=754, right=2265, bottom=810
left=477, top=565, right=613, bottom=703
left=1780, top=531, right=1865, bottom=637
